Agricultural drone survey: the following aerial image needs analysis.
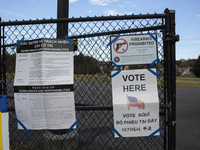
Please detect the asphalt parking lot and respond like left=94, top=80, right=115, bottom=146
left=176, top=87, right=200, bottom=150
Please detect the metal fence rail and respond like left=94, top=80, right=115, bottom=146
left=0, top=8, right=177, bottom=150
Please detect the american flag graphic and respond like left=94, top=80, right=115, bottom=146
left=127, top=95, right=145, bottom=110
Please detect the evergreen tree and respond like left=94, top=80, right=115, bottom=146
left=74, top=53, right=100, bottom=74
left=193, top=56, right=200, bottom=77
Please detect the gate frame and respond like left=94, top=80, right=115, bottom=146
left=164, top=9, right=179, bottom=150
left=0, top=8, right=178, bottom=150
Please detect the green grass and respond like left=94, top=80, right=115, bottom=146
left=176, top=76, right=200, bottom=87
left=6, top=73, right=200, bottom=87
left=75, top=74, right=200, bottom=88
left=10, top=143, right=37, bottom=150
left=5, top=73, right=15, bottom=79
left=74, top=74, right=111, bottom=84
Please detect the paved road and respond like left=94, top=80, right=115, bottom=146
left=176, top=87, right=200, bottom=150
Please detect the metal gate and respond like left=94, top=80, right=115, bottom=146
left=0, top=8, right=178, bottom=150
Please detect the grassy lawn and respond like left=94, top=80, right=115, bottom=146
left=74, top=74, right=111, bottom=84
left=7, top=73, right=200, bottom=87
left=176, top=76, right=200, bottom=87
left=75, top=74, right=200, bottom=87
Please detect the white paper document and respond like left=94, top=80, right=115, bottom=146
left=14, top=38, right=76, bottom=130
left=14, top=51, right=73, bottom=86
left=112, top=69, right=160, bottom=137
left=14, top=92, right=76, bottom=130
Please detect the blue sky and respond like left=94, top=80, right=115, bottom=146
left=1, top=0, right=200, bottom=60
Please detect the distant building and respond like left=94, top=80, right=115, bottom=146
left=98, top=61, right=129, bottom=74
left=179, top=67, right=193, bottom=76
left=98, top=61, right=110, bottom=74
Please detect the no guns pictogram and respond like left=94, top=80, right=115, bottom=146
left=113, top=38, right=128, bottom=54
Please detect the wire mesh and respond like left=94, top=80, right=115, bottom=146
left=1, top=14, right=166, bottom=150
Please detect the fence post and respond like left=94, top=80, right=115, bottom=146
left=164, top=8, right=178, bottom=150
left=57, top=0, right=69, bottom=38
left=50, top=0, right=70, bottom=135
left=0, top=18, right=2, bottom=95
left=1, top=24, right=6, bottom=95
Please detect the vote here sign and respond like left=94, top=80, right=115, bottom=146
left=112, top=69, right=159, bottom=137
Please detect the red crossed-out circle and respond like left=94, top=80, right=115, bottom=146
left=113, top=38, right=128, bottom=54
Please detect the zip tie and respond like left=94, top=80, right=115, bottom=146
left=110, top=61, right=121, bottom=78
left=107, top=34, right=121, bottom=47
left=147, top=68, right=159, bottom=77
left=12, top=36, right=24, bottom=50
left=110, top=70, right=121, bottom=78
left=148, top=58, right=160, bottom=68
left=147, top=126, right=162, bottom=139
left=16, top=118, right=30, bottom=135
left=148, top=32, right=158, bottom=43
left=65, top=35, right=74, bottom=45
left=111, top=126, right=122, bottom=138
left=66, top=119, right=79, bottom=134
left=110, top=60, right=120, bottom=69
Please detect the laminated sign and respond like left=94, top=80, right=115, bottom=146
left=111, top=34, right=157, bottom=65
left=112, top=69, right=159, bottom=137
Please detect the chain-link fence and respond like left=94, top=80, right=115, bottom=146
left=0, top=8, right=177, bottom=150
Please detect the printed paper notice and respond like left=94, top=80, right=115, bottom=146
left=14, top=38, right=76, bottom=130
left=14, top=92, right=76, bottom=129
left=112, top=69, right=159, bottom=137
left=14, top=51, right=73, bottom=86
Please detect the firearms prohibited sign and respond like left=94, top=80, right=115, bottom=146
left=111, top=34, right=157, bottom=65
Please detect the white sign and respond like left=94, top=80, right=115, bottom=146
left=112, top=69, right=159, bottom=137
left=111, top=34, right=157, bottom=65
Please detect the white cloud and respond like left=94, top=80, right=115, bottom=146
left=104, top=10, right=122, bottom=16
left=197, top=14, right=200, bottom=17
left=69, top=0, right=78, bottom=3
left=104, top=9, right=134, bottom=16
left=90, top=0, right=119, bottom=6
